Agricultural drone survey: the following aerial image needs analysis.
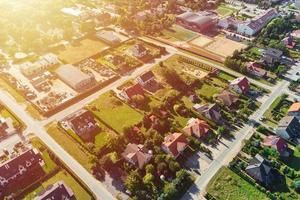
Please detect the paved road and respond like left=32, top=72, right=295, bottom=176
left=0, top=91, right=114, bottom=200
left=181, top=79, right=291, bottom=199
left=0, top=50, right=176, bottom=200
left=40, top=52, right=176, bottom=125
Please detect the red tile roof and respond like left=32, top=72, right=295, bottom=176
left=262, top=135, right=288, bottom=154
left=183, top=118, right=211, bottom=138
left=162, top=133, right=188, bottom=157
left=124, top=83, right=144, bottom=99
left=230, top=77, right=250, bottom=93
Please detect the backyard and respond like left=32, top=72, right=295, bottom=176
left=23, top=170, right=91, bottom=200
left=160, top=25, right=197, bottom=42
left=216, top=4, right=237, bottom=17
left=87, top=92, right=144, bottom=133
left=207, top=167, right=269, bottom=200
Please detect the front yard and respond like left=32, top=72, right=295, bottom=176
left=207, top=167, right=269, bottom=200
left=87, top=92, right=144, bottom=134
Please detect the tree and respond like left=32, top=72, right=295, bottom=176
left=145, top=164, right=154, bottom=174
left=125, top=170, right=143, bottom=193
left=131, top=94, right=148, bottom=108
left=162, top=182, right=177, bottom=200
left=169, top=161, right=180, bottom=173
left=143, top=173, right=154, bottom=185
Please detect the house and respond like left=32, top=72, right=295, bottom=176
left=34, top=181, right=76, bottom=200
left=193, top=103, right=221, bottom=122
left=20, top=53, right=59, bottom=77
left=136, top=71, right=156, bottom=86
left=237, top=8, right=278, bottom=36
left=183, top=118, right=211, bottom=138
left=0, top=117, right=16, bottom=139
left=96, top=30, right=121, bottom=45
left=287, top=102, right=300, bottom=120
left=282, top=35, right=295, bottom=49
left=291, top=30, right=300, bottom=39
left=176, top=11, right=217, bottom=33
left=262, top=48, right=283, bottom=67
left=55, top=64, right=96, bottom=92
left=276, top=116, right=300, bottom=141
left=245, top=154, right=276, bottom=186
left=122, top=143, right=152, bottom=169
left=120, top=83, right=145, bottom=100
left=246, top=62, right=267, bottom=77
left=262, top=135, right=290, bottom=157
left=131, top=44, right=148, bottom=59
left=218, top=16, right=240, bottom=29
left=229, top=77, right=250, bottom=94
left=217, top=90, right=239, bottom=107
left=65, top=109, right=100, bottom=142
left=0, top=148, right=44, bottom=197
left=162, top=133, right=188, bottom=158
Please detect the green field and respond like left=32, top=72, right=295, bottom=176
left=217, top=5, right=237, bottom=17
left=23, top=170, right=91, bottom=200
left=46, top=122, right=94, bottom=171
left=161, top=25, right=197, bottom=42
left=87, top=92, right=144, bottom=133
left=207, top=167, right=269, bottom=200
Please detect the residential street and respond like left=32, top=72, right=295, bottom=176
left=181, top=79, right=291, bottom=200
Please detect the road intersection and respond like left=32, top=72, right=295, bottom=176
left=0, top=36, right=298, bottom=200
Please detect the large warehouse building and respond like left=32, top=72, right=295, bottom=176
left=176, top=11, right=217, bottom=33
left=56, top=64, right=96, bottom=92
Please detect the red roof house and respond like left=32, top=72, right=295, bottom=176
left=120, top=83, right=145, bottom=100
left=229, top=76, right=250, bottom=94
left=122, top=143, right=152, bottom=169
left=246, top=62, right=267, bottom=77
left=182, top=118, right=211, bottom=138
left=162, top=133, right=188, bottom=158
left=217, top=90, right=239, bottom=107
left=262, top=135, right=290, bottom=157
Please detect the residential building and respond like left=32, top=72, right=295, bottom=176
left=55, top=64, right=96, bottom=92
left=237, top=8, right=278, bottom=36
left=262, top=135, right=290, bottom=157
left=182, top=118, right=211, bottom=139
left=217, top=90, right=239, bottom=107
left=136, top=71, right=156, bottom=87
left=193, top=103, right=221, bottom=122
left=276, top=116, right=300, bottom=140
left=246, top=62, right=267, bottom=77
left=64, top=109, right=100, bottom=142
left=0, top=148, right=44, bottom=197
left=96, top=30, right=121, bottom=45
left=162, top=133, right=188, bottom=158
left=0, top=117, right=16, bottom=139
left=287, top=102, right=300, bottom=120
left=34, top=181, right=76, bottom=200
left=245, top=154, right=276, bottom=186
left=120, top=83, right=145, bottom=101
left=122, top=143, right=152, bottom=169
left=176, top=11, right=217, bottom=33
left=262, top=48, right=283, bottom=67
left=229, top=76, right=250, bottom=94
left=131, top=44, right=148, bottom=59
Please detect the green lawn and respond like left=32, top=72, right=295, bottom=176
left=46, top=122, right=94, bottom=171
left=161, top=25, right=197, bottom=42
left=87, top=92, right=143, bottom=133
left=207, top=167, right=269, bottom=200
left=23, top=170, right=91, bottom=200
left=0, top=107, right=23, bottom=128
left=218, top=71, right=235, bottom=81
left=263, top=95, right=291, bottom=128
left=30, top=137, right=57, bottom=174
left=217, top=5, right=237, bottom=17
left=196, top=82, right=222, bottom=98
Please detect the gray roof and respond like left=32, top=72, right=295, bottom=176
left=56, top=64, right=91, bottom=88
left=278, top=116, right=296, bottom=128
left=246, top=154, right=273, bottom=184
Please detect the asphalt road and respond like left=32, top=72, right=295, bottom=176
left=181, top=79, right=291, bottom=200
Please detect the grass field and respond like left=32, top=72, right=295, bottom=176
left=161, top=25, right=197, bottom=42
left=217, top=5, right=237, bottom=17
left=0, top=107, right=23, bottom=128
left=87, top=92, right=144, bottom=133
left=196, top=82, right=222, bottom=98
left=30, top=137, right=58, bottom=174
left=207, top=167, right=269, bottom=200
left=263, top=95, right=291, bottom=128
left=46, top=122, right=94, bottom=171
left=58, top=38, right=108, bottom=64
left=23, top=170, right=91, bottom=200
